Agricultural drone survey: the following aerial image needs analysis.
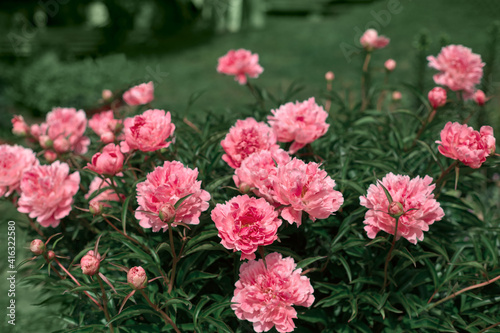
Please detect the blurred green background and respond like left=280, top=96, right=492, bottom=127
left=1, top=0, right=500, bottom=332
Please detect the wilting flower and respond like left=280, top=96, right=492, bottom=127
left=123, top=81, right=154, bottom=106
left=135, top=161, right=210, bottom=232
left=0, top=144, right=38, bottom=197
left=384, top=59, right=396, bottom=71
left=80, top=250, right=101, bottom=276
left=43, top=107, right=90, bottom=155
left=217, top=49, right=263, bottom=85
left=11, top=115, right=29, bottom=136
left=120, top=109, right=175, bottom=153
left=221, top=118, right=278, bottom=169
left=88, top=110, right=122, bottom=143
left=268, top=98, right=329, bottom=154
left=473, top=89, right=486, bottom=106
left=232, top=252, right=314, bottom=333
left=211, top=195, right=282, bottom=260
left=360, top=29, right=390, bottom=50
left=427, top=45, right=484, bottom=96
left=86, top=143, right=124, bottom=176
left=17, top=161, right=80, bottom=228
left=127, top=266, right=148, bottom=290
left=428, top=87, right=447, bottom=109
left=85, top=176, right=123, bottom=209
left=234, top=148, right=290, bottom=203
left=360, top=173, right=445, bottom=244
left=437, top=122, right=496, bottom=169
left=325, top=71, right=335, bottom=81
left=271, top=158, right=344, bottom=226
left=30, top=239, right=45, bottom=255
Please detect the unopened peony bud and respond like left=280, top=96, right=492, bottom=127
left=384, top=59, right=396, bottom=71
left=473, top=89, right=486, bottom=106
left=159, top=203, right=176, bottom=223
left=127, top=266, right=148, bottom=290
left=53, top=137, right=70, bottom=153
left=12, top=115, right=29, bottom=136
left=100, top=132, right=115, bottom=144
left=388, top=201, right=404, bottom=218
left=39, top=135, right=53, bottom=149
left=325, top=71, right=335, bottom=81
left=47, top=250, right=56, bottom=261
left=89, top=201, right=103, bottom=216
left=239, top=182, right=251, bottom=194
left=44, top=150, right=57, bottom=162
left=392, top=91, right=402, bottom=101
left=102, top=89, right=113, bottom=100
left=80, top=250, right=100, bottom=276
left=30, top=239, right=45, bottom=255
left=428, top=87, right=447, bottom=109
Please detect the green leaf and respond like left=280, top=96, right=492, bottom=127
left=121, top=195, right=133, bottom=235
left=174, top=193, right=193, bottom=209
left=180, top=271, right=218, bottom=288
left=108, top=305, right=162, bottom=325
left=296, top=256, right=326, bottom=269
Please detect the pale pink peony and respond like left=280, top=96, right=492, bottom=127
left=123, top=82, right=154, bottom=106
left=17, top=161, right=80, bottom=228
left=232, top=252, right=314, bottom=333
left=11, top=115, right=29, bottom=136
left=217, top=49, right=264, bottom=85
left=211, top=195, right=282, bottom=260
left=271, top=158, right=344, bottom=226
left=473, top=89, right=486, bottom=106
left=325, top=71, right=335, bottom=81
left=427, top=45, right=484, bottom=95
left=135, top=161, right=210, bottom=232
left=30, top=239, right=45, bottom=255
left=86, top=143, right=124, bottom=176
left=41, top=107, right=90, bottom=154
left=436, top=122, right=496, bottom=169
left=80, top=250, right=100, bottom=276
left=88, top=110, right=122, bottom=143
left=234, top=148, right=291, bottom=203
left=221, top=117, right=278, bottom=169
left=360, top=29, right=390, bottom=50
left=120, top=109, right=175, bottom=153
left=127, top=266, right=148, bottom=290
left=428, top=87, right=447, bottom=109
left=0, top=144, right=38, bottom=197
left=268, top=98, right=329, bottom=154
left=384, top=59, right=396, bottom=71
left=360, top=173, right=444, bottom=244
left=85, top=176, right=123, bottom=208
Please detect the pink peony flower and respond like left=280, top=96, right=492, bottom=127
left=221, top=117, right=278, bottom=169
left=384, top=59, right=396, bottom=71
left=428, top=87, right=447, bottom=109
left=120, top=109, right=175, bottom=153
left=135, top=161, right=210, bottom=232
left=123, top=81, right=154, bottom=106
left=436, top=122, right=496, bottom=168
left=85, top=177, right=123, bottom=208
left=80, top=250, right=100, bottom=276
left=30, top=123, right=48, bottom=140
left=360, top=173, right=445, bottom=244
left=268, top=98, right=330, bottom=154
left=232, top=252, right=314, bottom=333
left=30, top=239, right=45, bottom=255
left=86, top=143, right=124, bottom=176
left=234, top=148, right=291, bottom=203
left=211, top=195, right=282, bottom=260
left=427, top=45, right=484, bottom=95
left=473, top=89, right=486, bottom=106
left=127, top=266, right=148, bottom=290
left=271, top=158, right=344, bottom=226
left=11, top=115, right=30, bottom=136
left=88, top=110, right=122, bottom=143
left=42, top=107, right=90, bottom=154
left=325, top=71, right=335, bottom=81
left=0, top=144, right=38, bottom=197
left=217, top=49, right=264, bottom=85
left=360, top=29, right=390, bottom=50
left=392, top=91, right=402, bottom=101
left=17, top=161, right=80, bottom=228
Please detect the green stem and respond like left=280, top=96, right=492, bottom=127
left=246, top=81, right=265, bottom=109
left=167, top=222, right=178, bottom=294
left=382, top=216, right=399, bottom=291
left=361, top=52, right=372, bottom=111
left=140, top=290, right=181, bottom=333
left=98, top=275, right=114, bottom=333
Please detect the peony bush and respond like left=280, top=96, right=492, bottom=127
left=2, top=28, right=500, bottom=333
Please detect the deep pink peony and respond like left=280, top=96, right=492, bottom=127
left=120, top=109, right=175, bottom=153
left=268, top=98, right=329, bottom=154
left=42, top=107, right=90, bottom=154
left=221, top=117, right=278, bottom=169
left=17, top=161, right=80, bottom=228
left=234, top=148, right=290, bottom=203
left=427, top=45, right=484, bottom=95
left=232, top=252, right=314, bottom=333
left=0, top=144, right=38, bottom=197
left=217, top=49, right=263, bottom=85
left=271, top=158, right=344, bottom=226
left=360, top=173, right=444, bottom=244
left=428, top=87, right=447, bottom=109
left=135, top=161, right=210, bottom=232
left=88, top=110, right=122, bottom=143
left=211, top=195, right=282, bottom=260
left=123, top=81, right=154, bottom=106
left=360, top=29, right=390, bottom=50
left=11, top=115, right=30, bottom=136
left=384, top=59, right=396, bottom=71
left=85, top=176, right=123, bottom=208
left=86, top=144, right=124, bottom=176
left=436, top=122, right=496, bottom=169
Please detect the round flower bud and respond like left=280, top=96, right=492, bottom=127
left=30, top=239, right=45, bottom=255
left=392, top=91, right=402, bottom=101
left=388, top=201, right=404, bottom=218
left=102, top=89, right=113, bottom=100
left=239, top=182, right=251, bottom=194
left=428, top=87, right=447, bottom=109
left=43, top=150, right=57, bottom=163
left=47, top=250, right=56, bottom=261
left=158, top=203, right=176, bottom=223
left=53, top=137, right=71, bottom=153
left=80, top=250, right=100, bottom=276
left=127, top=266, right=148, bottom=290
left=325, top=71, right=335, bottom=81
left=100, top=132, right=115, bottom=144
left=89, top=201, right=103, bottom=216
left=39, top=135, right=53, bottom=149
left=384, top=59, right=396, bottom=71
left=473, top=89, right=486, bottom=106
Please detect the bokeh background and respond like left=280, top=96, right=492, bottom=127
left=1, top=0, right=500, bottom=331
